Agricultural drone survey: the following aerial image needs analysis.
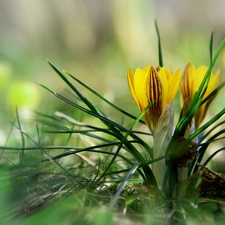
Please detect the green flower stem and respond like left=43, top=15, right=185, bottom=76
left=176, top=167, right=188, bottom=198
left=152, top=135, right=169, bottom=188
left=151, top=104, right=173, bottom=188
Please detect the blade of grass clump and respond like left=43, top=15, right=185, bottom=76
left=46, top=60, right=156, bottom=184
left=35, top=112, right=72, bottom=130
left=37, top=144, right=80, bottom=187
left=40, top=83, right=153, bottom=160
left=55, top=110, right=153, bottom=157
left=53, top=111, right=144, bottom=144
left=55, top=111, right=151, bottom=137
left=46, top=60, right=101, bottom=116
left=62, top=71, right=153, bottom=156
left=47, top=59, right=124, bottom=137
left=39, top=84, right=120, bottom=128
left=64, top=71, right=145, bottom=124
left=53, top=147, right=147, bottom=186
left=199, top=120, right=225, bottom=142
left=45, top=153, right=79, bottom=187
left=155, top=20, right=163, bottom=67
left=43, top=146, right=139, bottom=172
left=48, top=129, right=116, bottom=143
left=36, top=112, right=149, bottom=181
left=40, top=78, right=153, bottom=158
left=89, top=159, right=102, bottom=187
left=189, top=130, right=225, bottom=175
left=193, top=126, right=225, bottom=171
left=46, top=60, right=124, bottom=147
left=46, top=127, right=153, bottom=165
left=47, top=127, right=119, bottom=143
left=56, top=125, right=74, bottom=165
left=12, top=122, right=43, bottom=147
left=203, top=147, right=225, bottom=166
left=94, top=105, right=157, bottom=187
left=55, top=111, right=153, bottom=159
left=0, top=143, right=145, bottom=181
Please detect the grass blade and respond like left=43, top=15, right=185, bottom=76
left=155, top=20, right=163, bottom=67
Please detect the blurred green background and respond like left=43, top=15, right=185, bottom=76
left=0, top=0, right=224, bottom=160
left=0, top=1, right=225, bottom=223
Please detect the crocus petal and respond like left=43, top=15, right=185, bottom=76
left=167, top=68, right=181, bottom=104
left=165, top=67, right=172, bottom=80
left=206, top=69, right=221, bottom=97
left=181, top=62, right=195, bottom=101
left=145, top=66, right=163, bottom=132
left=146, top=67, right=163, bottom=110
left=143, top=66, right=151, bottom=73
left=127, top=68, right=140, bottom=109
left=133, top=68, right=148, bottom=111
left=158, top=67, right=168, bottom=107
left=194, top=65, right=208, bottom=93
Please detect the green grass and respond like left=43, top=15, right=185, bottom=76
left=1, top=29, right=225, bottom=225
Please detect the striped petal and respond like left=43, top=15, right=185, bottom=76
left=128, top=65, right=180, bottom=133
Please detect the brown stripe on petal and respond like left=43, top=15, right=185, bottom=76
left=153, top=69, right=162, bottom=111
left=182, top=63, right=192, bottom=101
left=185, top=71, right=191, bottom=100
left=146, top=68, right=163, bottom=130
left=154, top=72, right=161, bottom=111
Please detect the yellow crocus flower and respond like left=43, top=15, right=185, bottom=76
left=127, top=66, right=180, bottom=134
left=181, top=62, right=221, bottom=128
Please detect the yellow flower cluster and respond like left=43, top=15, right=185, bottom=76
left=128, top=63, right=221, bottom=134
